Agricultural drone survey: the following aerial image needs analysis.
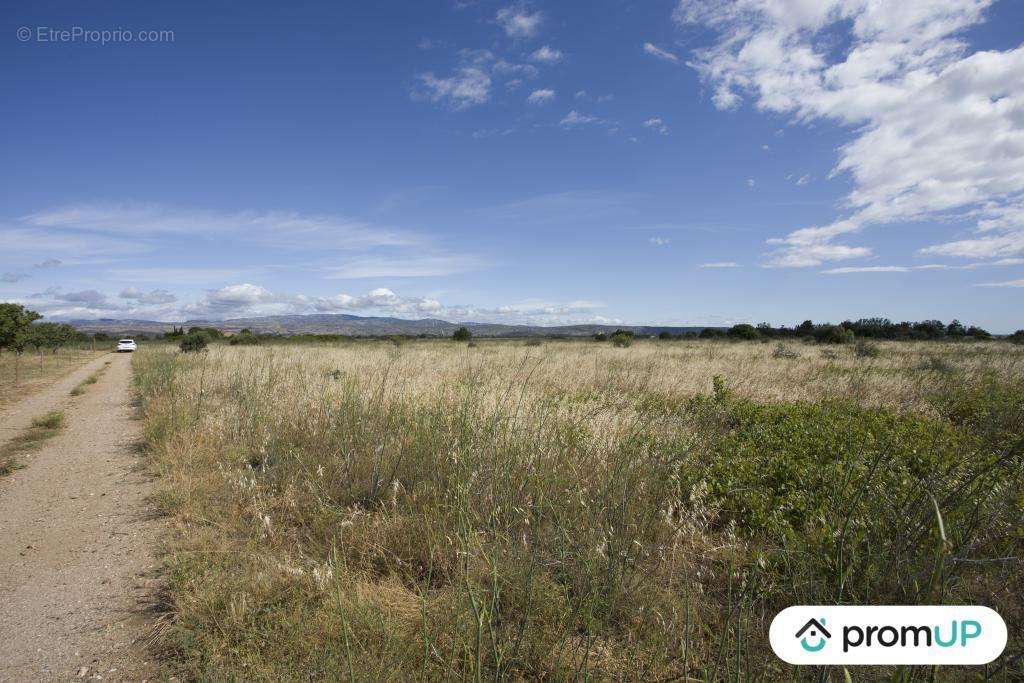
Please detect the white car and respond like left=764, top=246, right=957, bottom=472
left=116, top=338, right=138, bottom=352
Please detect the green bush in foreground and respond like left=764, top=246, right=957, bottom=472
left=179, top=332, right=209, bottom=353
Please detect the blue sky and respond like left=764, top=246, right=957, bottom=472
left=1, top=0, right=1022, bottom=331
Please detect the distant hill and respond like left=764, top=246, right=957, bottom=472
left=63, top=314, right=715, bottom=338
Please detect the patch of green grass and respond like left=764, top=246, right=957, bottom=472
left=0, top=410, right=65, bottom=475
left=31, top=410, right=64, bottom=429
left=70, top=368, right=105, bottom=396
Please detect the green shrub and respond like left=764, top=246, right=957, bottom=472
left=229, top=332, right=259, bottom=346
left=813, top=324, right=854, bottom=344
left=593, top=332, right=607, bottom=341
left=453, top=326, right=472, bottom=341
left=854, top=339, right=880, bottom=358
left=772, top=342, right=797, bottom=359
left=179, top=332, right=209, bottom=353
left=31, top=410, right=64, bottom=429
left=610, top=332, right=632, bottom=347
left=727, top=323, right=760, bottom=340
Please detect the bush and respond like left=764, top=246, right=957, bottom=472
left=854, top=339, right=881, bottom=358
left=229, top=332, right=259, bottom=346
left=453, top=326, right=472, bottom=341
left=1009, top=330, right=1024, bottom=345
left=699, top=327, right=725, bottom=339
left=593, top=333, right=607, bottom=342
left=813, top=324, right=854, bottom=344
left=772, top=342, right=798, bottom=359
left=523, top=339, right=542, bottom=347
left=610, top=332, right=633, bottom=347
left=179, top=332, right=209, bottom=353
left=657, top=331, right=673, bottom=340
left=727, top=323, right=760, bottom=340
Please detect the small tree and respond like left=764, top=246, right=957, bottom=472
left=179, top=332, right=209, bottom=353
left=610, top=332, right=633, bottom=348
left=453, top=326, right=472, bottom=341
left=0, top=303, right=41, bottom=353
left=658, top=331, right=673, bottom=340
left=727, top=323, right=760, bottom=341
left=229, top=330, right=259, bottom=346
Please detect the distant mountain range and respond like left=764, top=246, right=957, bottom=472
left=62, top=313, right=715, bottom=338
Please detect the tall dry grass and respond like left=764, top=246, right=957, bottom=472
left=134, top=339, right=1023, bottom=680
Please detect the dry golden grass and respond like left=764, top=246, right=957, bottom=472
left=0, top=348, right=104, bottom=409
left=134, top=339, right=1024, bottom=680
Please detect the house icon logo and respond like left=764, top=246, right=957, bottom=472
left=795, top=618, right=831, bottom=652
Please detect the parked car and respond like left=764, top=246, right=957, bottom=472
left=116, top=338, right=138, bottom=352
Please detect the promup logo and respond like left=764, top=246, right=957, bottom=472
left=770, top=606, right=1006, bottom=665
left=795, top=618, right=830, bottom=652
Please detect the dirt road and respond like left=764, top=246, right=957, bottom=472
left=0, top=353, right=159, bottom=682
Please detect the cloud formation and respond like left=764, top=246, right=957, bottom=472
left=416, top=68, right=492, bottom=109
left=527, top=88, right=556, bottom=104
left=644, top=42, right=680, bottom=63
left=16, top=282, right=615, bottom=327
left=676, top=0, right=1024, bottom=268
left=496, top=6, right=543, bottom=39
left=529, top=46, right=563, bottom=63
left=643, top=117, right=670, bottom=135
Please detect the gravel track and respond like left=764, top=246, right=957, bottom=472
left=0, top=353, right=159, bottom=682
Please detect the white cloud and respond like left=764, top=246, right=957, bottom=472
left=822, top=266, right=910, bottom=274
left=496, top=6, right=543, bottom=39
left=527, top=88, right=556, bottom=105
left=415, top=68, right=492, bottom=109
left=765, top=244, right=871, bottom=268
left=529, top=46, right=563, bottom=63
left=2, top=272, right=28, bottom=283
left=643, top=42, right=680, bottom=64
left=643, top=117, right=670, bottom=135
left=119, top=287, right=177, bottom=304
left=649, top=237, right=671, bottom=246
left=324, top=254, right=486, bottom=279
left=699, top=261, right=740, bottom=268
left=560, top=110, right=601, bottom=127
left=676, top=0, right=1024, bottom=269
left=21, top=203, right=415, bottom=250
left=796, top=174, right=810, bottom=186
left=976, top=279, right=1024, bottom=288
left=746, top=178, right=756, bottom=187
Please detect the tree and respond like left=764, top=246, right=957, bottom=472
left=966, top=326, right=992, bottom=340
left=180, top=332, right=209, bottom=353
left=0, top=303, right=41, bottom=353
left=699, top=327, right=725, bottom=339
left=813, top=324, right=854, bottom=345
left=795, top=320, right=815, bottom=336
left=727, top=323, right=760, bottom=340
left=658, top=331, right=673, bottom=340
left=610, top=331, right=633, bottom=347
left=453, top=326, right=472, bottom=341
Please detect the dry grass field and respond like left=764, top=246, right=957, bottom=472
left=0, top=347, right=105, bottom=409
left=133, top=339, right=1024, bottom=680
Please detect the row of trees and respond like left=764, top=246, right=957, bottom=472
left=645, top=319, right=1015, bottom=344
left=0, top=304, right=81, bottom=355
